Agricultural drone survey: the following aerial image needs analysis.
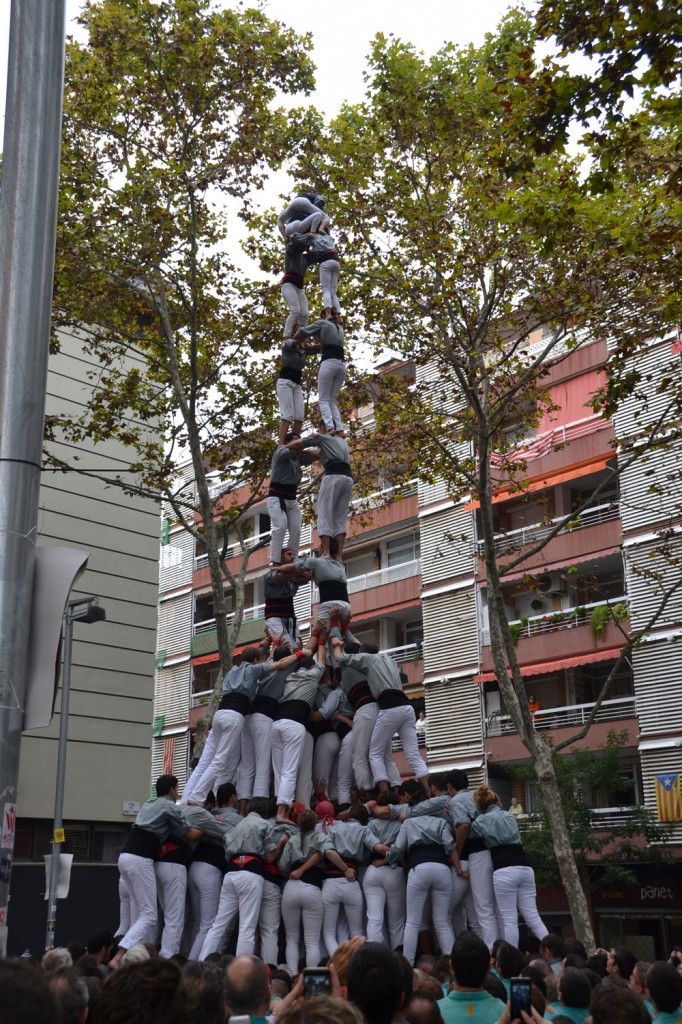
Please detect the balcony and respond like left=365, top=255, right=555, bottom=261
left=481, top=597, right=629, bottom=648
left=479, top=503, right=620, bottom=558
left=347, top=559, right=421, bottom=595
left=193, top=602, right=265, bottom=635
left=195, top=529, right=271, bottom=570
left=486, top=695, right=637, bottom=736
left=518, top=806, right=643, bottom=831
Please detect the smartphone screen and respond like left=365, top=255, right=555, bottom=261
left=303, top=968, right=332, bottom=998
left=510, top=977, right=532, bottom=1019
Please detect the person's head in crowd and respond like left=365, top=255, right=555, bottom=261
left=450, top=933, right=493, bottom=990
left=563, top=938, right=588, bottom=961
left=416, top=955, right=436, bottom=975
left=86, top=929, right=114, bottom=965
left=42, top=947, right=73, bottom=971
left=589, top=979, right=651, bottom=1024
left=583, top=969, right=603, bottom=990
left=558, top=967, right=591, bottom=1012
left=413, top=976, right=445, bottom=1001
left=90, top=959, right=188, bottom=1024
left=45, top=968, right=89, bottom=1024
left=0, top=959, right=59, bottom=1024
left=182, top=961, right=226, bottom=1024
left=607, top=946, right=638, bottom=981
left=248, top=796, right=270, bottom=819
left=520, top=964, right=548, bottom=998
left=495, top=941, right=525, bottom=981
left=405, top=994, right=444, bottom=1024
left=586, top=952, right=608, bottom=978
left=348, top=803, right=370, bottom=826
left=155, top=774, right=179, bottom=798
left=646, top=961, right=682, bottom=1017
left=76, top=955, right=103, bottom=978
left=431, top=955, right=452, bottom=986
left=277, top=996, right=363, bottom=1024
left=483, top=972, right=507, bottom=1002
left=490, top=938, right=506, bottom=966
left=224, top=954, right=271, bottom=1018
left=330, top=937, right=367, bottom=989
left=444, top=769, right=468, bottom=794
left=629, top=961, right=650, bottom=999
left=347, top=942, right=403, bottom=1024
left=120, top=944, right=151, bottom=966
left=428, top=774, right=446, bottom=796
left=561, top=953, right=587, bottom=971
left=539, top=933, right=564, bottom=963
left=530, top=983, right=546, bottom=1017
left=395, top=953, right=415, bottom=1014
left=529, top=959, right=558, bottom=1001
left=216, top=782, right=237, bottom=807
left=67, top=943, right=86, bottom=964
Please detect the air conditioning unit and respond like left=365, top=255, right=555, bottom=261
left=538, top=572, right=564, bottom=594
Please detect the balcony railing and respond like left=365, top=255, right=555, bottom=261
left=479, top=502, right=620, bottom=556
left=193, top=603, right=265, bottom=635
left=517, top=805, right=642, bottom=830
left=481, top=596, right=628, bottom=647
left=350, top=477, right=418, bottom=511
left=486, top=694, right=636, bottom=736
left=346, top=558, right=421, bottom=595
left=192, top=688, right=214, bottom=707
left=195, top=529, right=271, bottom=570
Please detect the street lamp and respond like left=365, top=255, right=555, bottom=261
left=45, top=595, right=106, bottom=949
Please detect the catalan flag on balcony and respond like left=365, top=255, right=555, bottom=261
left=655, top=773, right=682, bottom=822
left=163, top=736, right=176, bottom=776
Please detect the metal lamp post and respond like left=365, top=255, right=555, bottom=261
left=45, top=596, right=106, bottom=950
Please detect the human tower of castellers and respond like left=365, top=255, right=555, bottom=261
left=113, top=193, right=547, bottom=972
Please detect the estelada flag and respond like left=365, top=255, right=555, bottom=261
left=655, top=773, right=682, bottom=822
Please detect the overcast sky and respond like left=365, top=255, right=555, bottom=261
left=0, top=1, right=520, bottom=130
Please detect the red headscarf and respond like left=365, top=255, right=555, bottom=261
left=315, top=800, right=335, bottom=832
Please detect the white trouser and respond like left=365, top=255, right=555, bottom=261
left=468, top=848, right=500, bottom=948
left=336, top=731, right=354, bottom=805
left=313, top=731, right=340, bottom=798
left=181, top=709, right=243, bottom=804
left=319, top=259, right=340, bottom=311
left=268, top=495, right=302, bottom=564
left=244, top=712, right=276, bottom=798
left=281, top=880, right=324, bottom=975
left=281, top=283, right=308, bottom=338
left=275, top=378, right=304, bottom=423
left=154, top=861, right=187, bottom=958
left=369, top=704, right=428, bottom=784
left=118, top=853, right=158, bottom=950
left=317, top=358, right=347, bottom=433
left=117, top=874, right=131, bottom=938
left=363, top=864, right=406, bottom=948
left=317, top=474, right=353, bottom=538
left=200, top=870, right=264, bottom=958
left=258, top=878, right=282, bottom=965
left=265, top=617, right=300, bottom=652
left=295, top=731, right=315, bottom=806
left=237, top=715, right=256, bottom=801
left=493, top=865, right=547, bottom=949
left=403, top=862, right=454, bottom=965
left=285, top=213, right=323, bottom=236
left=272, top=718, right=306, bottom=806
left=352, top=704, right=401, bottom=792
left=188, top=861, right=224, bottom=960
left=322, top=877, right=364, bottom=954
left=451, top=859, right=481, bottom=938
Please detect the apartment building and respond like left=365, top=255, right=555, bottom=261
left=154, top=329, right=682, bottom=955
left=8, top=329, right=160, bottom=954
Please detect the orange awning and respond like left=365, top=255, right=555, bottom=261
left=464, top=455, right=613, bottom=510
left=474, top=646, right=624, bottom=683
left=192, top=652, right=220, bottom=666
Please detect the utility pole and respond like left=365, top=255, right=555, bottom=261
left=45, top=597, right=106, bottom=949
left=0, top=0, right=67, bottom=952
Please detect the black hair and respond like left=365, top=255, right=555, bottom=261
left=216, top=782, right=237, bottom=805
left=346, top=942, right=403, bottom=1024
left=348, top=803, right=369, bottom=825
left=559, top=967, right=591, bottom=1009
left=646, top=961, right=682, bottom=1014
left=247, top=797, right=269, bottom=818
left=496, top=942, right=526, bottom=980
left=540, top=933, right=564, bottom=957
left=156, top=774, right=178, bottom=796
left=610, top=946, right=638, bottom=980
left=444, top=769, right=468, bottom=791
left=86, top=928, right=114, bottom=955
left=562, top=938, right=588, bottom=960
left=483, top=972, right=507, bottom=1001
left=360, top=642, right=379, bottom=654
left=450, top=933, right=491, bottom=989
left=0, top=961, right=59, bottom=1024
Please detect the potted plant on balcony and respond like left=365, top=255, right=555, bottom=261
left=590, top=604, right=611, bottom=641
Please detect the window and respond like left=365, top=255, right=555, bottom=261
left=385, top=532, right=420, bottom=567
left=404, top=620, right=424, bottom=649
